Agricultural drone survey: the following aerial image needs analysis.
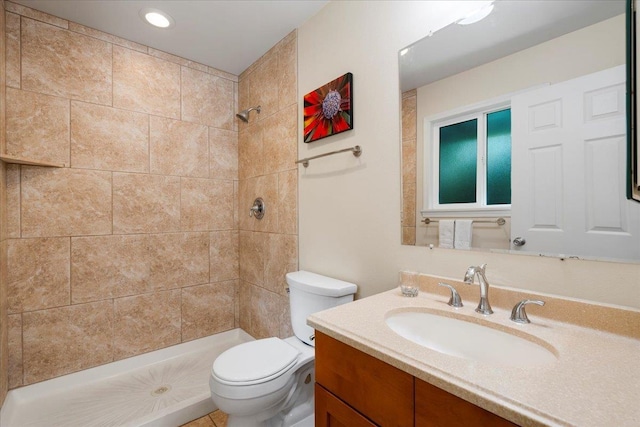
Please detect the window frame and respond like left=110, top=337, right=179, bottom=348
left=421, top=94, right=512, bottom=218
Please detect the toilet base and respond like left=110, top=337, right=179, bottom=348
left=226, top=363, right=314, bottom=427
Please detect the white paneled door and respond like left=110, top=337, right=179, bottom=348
left=511, top=65, right=640, bottom=260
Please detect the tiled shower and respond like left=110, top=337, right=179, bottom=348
left=0, top=0, right=298, bottom=401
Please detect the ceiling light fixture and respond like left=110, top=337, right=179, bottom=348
left=457, top=2, right=494, bottom=26
left=140, top=8, right=175, bottom=29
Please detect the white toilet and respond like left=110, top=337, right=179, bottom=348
left=209, top=271, right=357, bottom=427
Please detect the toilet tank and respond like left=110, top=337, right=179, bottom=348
left=286, top=271, right=357, bottom=347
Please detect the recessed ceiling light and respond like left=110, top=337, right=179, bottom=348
left=457, top=2, right=494, bottom=26
left=139, top=8, right=175, bottom=29
left=400, top=48, right=410, bottom=56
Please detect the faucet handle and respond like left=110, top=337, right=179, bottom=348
left=438, top=283, right=463, bottom=308
left=510, top=299, right=545, bottom=324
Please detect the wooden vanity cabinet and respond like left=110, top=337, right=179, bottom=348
left=415, top=378, right=518, bottom=427
left=315, top=331, right=414, bottom=426
left=315, top=331, right=519, bottom=427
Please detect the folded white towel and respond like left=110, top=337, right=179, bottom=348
left=438, top=220, right=454, bottom=249
left=454, top=220, right=473, bottom=249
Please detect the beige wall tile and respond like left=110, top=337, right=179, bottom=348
left=249, top=53, right=278, bottom=120
left=5, top=12, right=20, bottom=88
left=263, top=104, right=297, bottom=174
left=402, top=179, right=416, bottom=228
left=239, top=231, right=264, bottom=286
left=254, top=174, right=278, bottom=234
left=22, top=301, right=113, bottom=385
left=238, top=124, right=264, bottom=180
left=238, top=77, right=250, bottom=121
left=5, top=2, right=68, bottom=28
left=68, top=22, right=147, bottom=53
left=250, top=285, right=282, bottom=339
left=401, top=137, right=416, bottom=228
left=209, top=128, right=238, bottom=180
left=149, top=48, right=207, bottom=72
left=71, top=102, right=149, bottom=173
left=238, top=280, right=251, bottom=333
left=0, top=165, right=6, bottom=241
left=150, top=116, right=209, bottom=178
left=6, top=88, right=70, bottom=165
left=237, top=178, right=250, bottom=232
left=181, top=281, right=236, bottom=342
left=264, top=234, right=297, bottom=296
left=7, top=237, right=70, bottom=313
left=233, top=180, right=239, bottom=230
left=21, top=167, right=112, bottom=237
left=113, top=290, right=181, bottom=359
left=238, top=173, right=279, bottom=234
left=113, top=173, right=180, bottom=234
left=210, top=231, right=239, bottom=283
left=401, top=91, right=417, bottom=140
left=113, top=46, right=181, bottom=119
left=181, top=178, right=234, bottom=231
left=181, top=67, right=234, bottom=130
left=8, top=314, right=22, bottom=389
left=402, top=227, right=416, bottom=246
left=6, top=165, right=19, bottom=238
left=278, top=169, right=297, bottom=235
left=21, top=18, right=111, bottom=104
left=279, top=302, right=294, bottom=339
left=278, top=36, right=297, bottom=109
left=71, top=232, right=209, bottom=303
left=208, top=67, right=238, bottom=82
left=0, top=242, right=6, bottom=401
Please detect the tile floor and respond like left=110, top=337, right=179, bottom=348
left=181, top=410, right=228, bottom=427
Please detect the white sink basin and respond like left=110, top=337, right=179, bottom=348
left=385, top=311, right=557, bottom=366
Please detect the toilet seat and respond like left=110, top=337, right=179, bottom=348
left=213, top=338, right=300, bottom=386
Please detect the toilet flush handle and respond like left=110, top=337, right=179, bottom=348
left=309, top=334, right=315, bottom=342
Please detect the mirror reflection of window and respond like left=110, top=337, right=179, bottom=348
left=432, top=108, right=511, bottom=209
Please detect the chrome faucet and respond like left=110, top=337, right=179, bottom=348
left=463, top=264, right=493, bottom=315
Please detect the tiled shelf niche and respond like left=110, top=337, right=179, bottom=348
left=0, top=154, right=65, bottom=167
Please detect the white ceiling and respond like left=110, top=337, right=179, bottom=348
left=399, top=0, right=626, bottom=92
left=13, top=0, right=329, bottom=76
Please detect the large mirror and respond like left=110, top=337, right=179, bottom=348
left=399, top=0, right=640, bottom=263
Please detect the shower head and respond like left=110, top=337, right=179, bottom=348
left=236, top=106, right=261, bottom=122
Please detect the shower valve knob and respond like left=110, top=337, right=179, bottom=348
left=249, top=198, right=265, bottom=219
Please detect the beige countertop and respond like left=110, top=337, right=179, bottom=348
left=308, top=285, right=640, bottom=427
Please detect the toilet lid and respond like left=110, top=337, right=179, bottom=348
left=213, top=338, right=300, bottom=385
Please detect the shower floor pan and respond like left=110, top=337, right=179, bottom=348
left=1, top=328, right=254, bottom=427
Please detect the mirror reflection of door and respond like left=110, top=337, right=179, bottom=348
left=511, top=65, right=640, bottom=259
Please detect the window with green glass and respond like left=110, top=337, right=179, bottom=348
left=431, top=107, right=511, bottom=211
left=439, top=119, right=477, bottom=204
left=486, top=109, right=511, bottom=205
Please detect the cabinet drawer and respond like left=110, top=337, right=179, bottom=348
left=315, top=331, right=414, bottom=427
left=316, top=383, right=377, bottom=427
left=415, top=378, right=518, bottom=427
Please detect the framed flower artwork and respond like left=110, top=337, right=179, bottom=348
left=303, top=72, right=353, bottom=143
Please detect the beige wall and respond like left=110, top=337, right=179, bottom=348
left=0, top=0, right=8, bottom=407
left=298, top=1, right=640, bottom=308
left=236, top=31, right=299, bottom=341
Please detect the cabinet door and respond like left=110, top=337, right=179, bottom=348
left=315, top=332, right=414, bottom=426
left=415, top=378, right=518, bottom=427
left=316, top=384, right=377, bottom=427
